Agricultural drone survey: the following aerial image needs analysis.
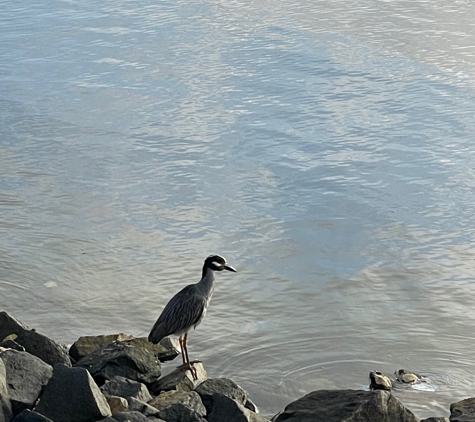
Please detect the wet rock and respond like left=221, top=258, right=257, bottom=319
left=69, top=334, right=133, bottom=362
left=0, top=339, right=26, bottom=352
left=10, top=410, right=53, bottom=422
left=149, top=362, right=206, bottom=395
left=450, top=397, right=475, bottom=422
left=100, top=376, right=152, bottom=402
left=194, top=377, right=249, bottom=414
left=105, top=396, right=128, bottom=414
left=75, top=341, right=161, bottom=386
left=0, top=349, right=53, bottom=415
left=420, top=418, right=450, bottom=422
left=34, top=364, right=111, bottom=422
left=0, top=312, right=70, bottom=367
left=272, top=390, right=418, bottom=422
left=0, top=359, right=13, bottom=422
left=126, top=397, right=161, bottom=417
left=158, top=402, right=207, bottom=422
left=207, top=394, right=268, bottom=422
left=149, top=390, right=205, bottom=415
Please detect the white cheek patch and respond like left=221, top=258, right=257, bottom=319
left=211, top=261, right=222, bottom=267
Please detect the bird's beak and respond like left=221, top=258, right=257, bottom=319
left=224, top=264, right=237, bottom=272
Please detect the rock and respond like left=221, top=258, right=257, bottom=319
left=126, top=397, right=161, bottom=417
left=0, top=359, right=13, bottom=422
left=10, top=410, right=54, bottom=421
left=0, top=349, right=53, bottom=415
left=101, top=377, right=152, bottom=402
left=69, top=334, right=133, bottom=362
left=272, top=390, right=418, bottom=422
left=149, top=390, right=206, bottom=415
left=149, top=362, right=206, bottom=395
left=105, top=396, right=128, bottom=414
left=75, top=341, right=161, bottom=386
left=420, top=418, right=450, bottom=422
left=244, top=397, right=259, bottom=413
left=108, top=411, right=165, bottom=422
left=123, top=337, right=180, bottom=363
left=34, top=364, right=112, bottom=422
left=207, top=394, right=268, bottom=422
left=158, top=403, right=207, bottom=422
left=0, top=312, right=70, bottom=367
left=451, top=397, right=475, bottom=422
left=0, top=339, right=26, bottom=352
left=194, top=378, right=249, bottom=414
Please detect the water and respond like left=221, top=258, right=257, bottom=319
left=1, top=0, right=475, bottom=418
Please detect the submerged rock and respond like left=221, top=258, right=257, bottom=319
left=272, top=389, right=418, bottom=422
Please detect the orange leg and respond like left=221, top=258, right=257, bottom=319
left=179, top=335, right=187, bottom=366
left=182, top=333, right=198, bottom=380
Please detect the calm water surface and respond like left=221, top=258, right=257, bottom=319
left=2, top=0, right=475, bottom=418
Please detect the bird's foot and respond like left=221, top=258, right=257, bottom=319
left=176, top=362, right=199, bottom=380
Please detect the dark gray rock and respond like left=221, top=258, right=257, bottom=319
left=110, top=411, right=165, bottom=422
left=149, top=390, right=206, bottom=415
left=0, top=312, right=70, bottom=367
left=0, top=339, right=26, bottom=351
left=126, top=397, right=161, bottom=417
left=421, top=418, right=450, bottom=422
left=34, top=364, right=111, bottom=422
left=149, top=363, right=206, bottom=395
left=101, top=376, right=152, bottom=402
left=0, top=359, right=13, bottom=422
left=0, top=349, right=53, bottom=415
left=272, top=390, right=418, bottom=422
left=207, top=394, right=268, bottom=422
left=158, top=403, right=207, bottom=422
left=76, top=341, right=161, bottom=386
left=10, top=409, right=53, bottom=422
left=194, top=377, right=249, bottom=414
left=69, top=334, right=134, bottom=362
left=451, top=397, right=475, bottom=422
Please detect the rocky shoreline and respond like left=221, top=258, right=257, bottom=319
left=0, top=311, right=472, bottom=422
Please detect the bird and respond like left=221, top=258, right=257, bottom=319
left=148, top=255, right=237, bottom=379
left=369, top=371, right=392, bottom=390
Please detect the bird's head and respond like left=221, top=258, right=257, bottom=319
left=204, top=255, right=237, bottom=272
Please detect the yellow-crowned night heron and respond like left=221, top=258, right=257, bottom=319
left=148, top=255, right=237, bottom=379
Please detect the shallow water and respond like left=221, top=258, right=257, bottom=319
left=1, top=0, right=475, bottom=418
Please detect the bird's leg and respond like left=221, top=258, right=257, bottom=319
left=183, top=333, right=198, bottom=380
left=179, top=335, right=187, bottom=366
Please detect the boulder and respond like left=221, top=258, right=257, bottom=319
left=34, top=364, right=111, bottom=422
left=126, top=397, right=161, bottom=417
left=108, top=411, right=165, bottom=422
left=124, top=337, right=179, bottom=362
left=0, top=312, right=70, bottom=367
left=75, top=341, right=161, bottom=386
left=69, top=334, right=133, bottom=362
left=10, top=410, right=53, bottom=422
left=421, top=418, right=450, bottom=422
left=207, top=394, right=268, bottom=422
left=0, top=349, right=53, bottom=415
left=158, top=403, right=207, bottom=422
left=0, top=339, right=26, bottom=352
left=0, top=359, right=13, bottom=422
left=451, top=397, right=475, bottom=422
left=100, top=376, right=152, bottom=402
left=149, top=390, right=206, bottom=415
left=272, top=390, right=418, bottom=422
left=105, top=396, right=128, bottom=414
left=149, top=362, right=206, bottom=395
left=194, top=378, right=249, bottom=414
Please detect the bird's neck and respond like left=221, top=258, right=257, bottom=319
left=199, top=266, right=216, bottom=293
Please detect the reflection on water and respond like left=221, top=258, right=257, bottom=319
left=1, top=0, right=475, bottom=418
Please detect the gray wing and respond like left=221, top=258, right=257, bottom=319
left=148, top=284, right=206, bottom=344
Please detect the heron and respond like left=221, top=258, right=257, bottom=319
left=148, top=255, right=237, bottom=379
